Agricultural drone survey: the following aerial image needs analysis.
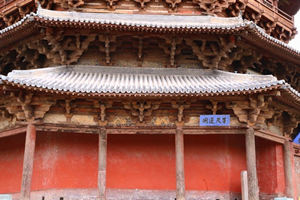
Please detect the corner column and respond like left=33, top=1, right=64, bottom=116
left=175, top=124, right=185, bottom=200
left=245, top=127, right=259, bottom=200
left=283, top=140, right=294, bottom=198
left=21, top=123, right=37, bottom=200
left=98, top=127, right=107, bottom=200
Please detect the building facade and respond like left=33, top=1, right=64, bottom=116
left=0, top=0, right=299, bottom=200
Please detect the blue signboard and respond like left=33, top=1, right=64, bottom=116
left=200, top=115, right=230, bottom=126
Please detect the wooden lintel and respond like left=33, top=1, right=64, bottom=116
left=254, top=130, right=286, bottom=144
left=36, top=123, right=248, bottom=135
left=0, top=126, right=27, bottom=138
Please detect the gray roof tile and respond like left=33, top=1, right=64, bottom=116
left=1, top=65, right=298, bottom=98
left=0, top=6, right=299, bottom=55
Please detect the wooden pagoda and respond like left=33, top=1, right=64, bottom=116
left=0, top=0, right=299, bottom=200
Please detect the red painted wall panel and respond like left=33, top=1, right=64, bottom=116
left=31, top=132, right=98, bottom=190
left=184, top=135, right=246, bottom=192
left=107, top=134, right=176, bottom=190
left=0, top=131, right=288, bottom=195
left=256, top=138, right=285, bottom=195
left=0, top=133, right=25, bottom=193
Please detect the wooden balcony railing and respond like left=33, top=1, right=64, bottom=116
left=248, top=0, right=294, bottom=30
left=0, top=0, right=295, bottom=29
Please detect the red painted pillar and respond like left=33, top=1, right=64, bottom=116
left=20, top=123, right=36, bottom=200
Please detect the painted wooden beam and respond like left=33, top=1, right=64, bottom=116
left=175, top=126, right=185, bottom=200
left=245, top=127, right=259, bottom=200
left=0, top=127, right=26, bottom=138
left=20, top=123, right=36, bottom=200
left=284, top=140, right=294, bottom=198
left=98, top=128, right=107, bottom=200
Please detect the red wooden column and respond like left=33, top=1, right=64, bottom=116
left=175, top=124, right=185, bottom=200
left=245, top=127, right=259, bottom=200
left=98, top=127, right=107, bottom=200
left=283, top=140, right=294, bottom=198
left=20, top=123, right=36, bottom=200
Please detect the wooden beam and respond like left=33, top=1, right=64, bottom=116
left=0, top=127, right=26, bottom=138
left=20, top=123, right=36, bottom=200
left=98, top=128, right=107, bottom=200
left=36, top=123, right=247, bottom=135
left=175, top=125, right=185, bottom=200
left=284, top=140, right=294, bottom=198
left=245, top=127, right=259, bottom=200
left=254, top=129, right=286, bottom=144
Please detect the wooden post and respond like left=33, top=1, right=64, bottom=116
left=284, top=140, right=294, bottom=198
left=245, top=127, right=259, bottom=200
left=98, top=128, right=107, bottom=200
left=20, top=123, right=36, bottom=200
left=175, top=126, right=185, bottom=200
left=241, top=170, right=249, bottom=200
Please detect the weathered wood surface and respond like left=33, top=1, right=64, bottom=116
left=175, top=126, right=185, bottom=200
left=0, top=126, right=26, bottom=138
left=98, top=128, right=107, bottom=200
left=284, top=140, right=294, bottom=198
left=245, top=127, right=259, bottom=200
left=254, top=129, right=286, bottom=144
left=20, top=123, right=36, bottom=200
left=35, top=123, right=249, bottom=135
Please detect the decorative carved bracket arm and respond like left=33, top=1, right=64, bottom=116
left=124, top=101, right=160, bottom=122
left=4, top=92, right=55, bottom=122
left=171, top=101, right=190, bottom=122
left=17, top=92, right=34, bottom=121
left=93, top=101, right=113, bottom=125
left=226, top=95, right=273, bottom=127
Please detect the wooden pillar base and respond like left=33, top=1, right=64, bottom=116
left=175, top=126, right=185, bottom=200
left=245, top=127, right=259, bottom=200
left=21, top=123, right=36, bottom=200
left=98, top=128, right=107, bottom=200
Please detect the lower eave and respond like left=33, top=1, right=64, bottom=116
left=0, top=66, right=299, bottom=110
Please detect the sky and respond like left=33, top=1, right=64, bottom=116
left=289, top=11, right=300, bottom=50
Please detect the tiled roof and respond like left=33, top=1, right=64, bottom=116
left=0, top=6, right=299, bottom=57
left=1, top=66, right=298, bottom=99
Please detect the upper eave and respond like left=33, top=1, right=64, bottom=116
left=0, top=6, right=300, bottom=64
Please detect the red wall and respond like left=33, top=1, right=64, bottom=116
left=184, top=135, right=246, bottom=192
left=256, top=138, right=285, bottom=195
left=0, top=131, right=289, bottom=196
left=32, top=132, right=98, bottom=190
left=107, top=134, right=176, bottom=190
left=0, top=133, right=25, bottom=193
